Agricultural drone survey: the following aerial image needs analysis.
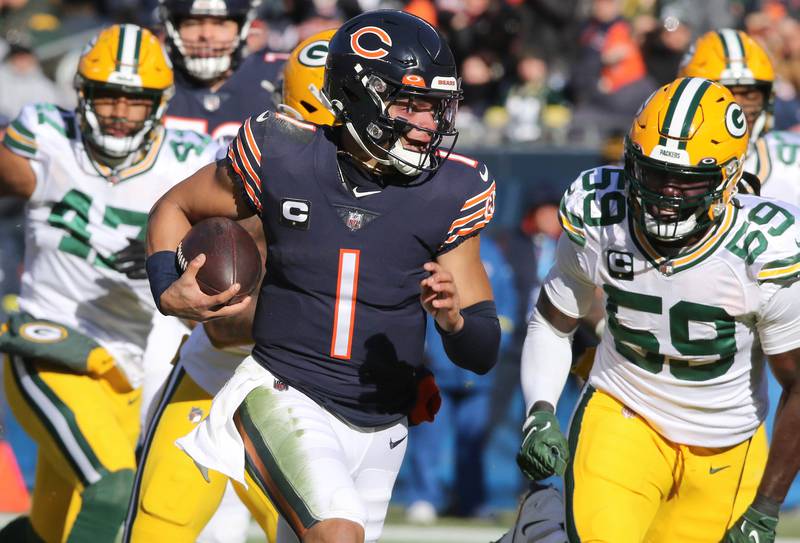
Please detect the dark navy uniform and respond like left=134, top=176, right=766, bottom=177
left=227, top=110, right=497, bottom=426
left=164, top=50, right=288, bottom=143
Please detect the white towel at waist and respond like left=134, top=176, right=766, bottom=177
left=176, top=356, right=273, bottom=486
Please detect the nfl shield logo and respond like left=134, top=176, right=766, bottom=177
left=203, top=93, right=221, bottom=112
left=346, top=210, right=364, bottom=231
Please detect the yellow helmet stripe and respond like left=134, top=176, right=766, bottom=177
left=116, top=24, right=142, bottom=75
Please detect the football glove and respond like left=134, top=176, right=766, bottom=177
left=409, top=367, right=441, bottom=426
left=517, top=406, right=569, bottom=481
left=722, top=503, right=778, bottom=543
left=110, top=238, right=147, bottom=279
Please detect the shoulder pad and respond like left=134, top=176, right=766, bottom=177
left=3, top=103, right=74, bottom=159
left=727, top=195, right=800, bottom=283
left=252, top=110, right=317, bottom=153
left=558, top=166, right=627, bottom=247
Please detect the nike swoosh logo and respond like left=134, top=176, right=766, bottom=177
left=709, top=465, right=730, bottom=474
left=479, top=164, right=489, bottom=182
left=539, top=421, right=551, bottom=432
left=352, top=187, right=382, bottom=198
left=389, top=435, right=407, bottom=449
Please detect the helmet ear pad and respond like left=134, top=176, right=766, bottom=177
left=323, top=10, right=463, bottom=175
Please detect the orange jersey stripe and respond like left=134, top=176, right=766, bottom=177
left=461, top=182, right=496, bottom=211
left=227, top=147, right=261, bottom=211
left=447, top=208, right=486, bottom=234
left=243, top=118, right=262, bottom=163
left=235, top=136, right=262, bottom=191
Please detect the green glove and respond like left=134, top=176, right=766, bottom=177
left=722, top=502, right=778, bottom=543
left=516, top=405, right=569, bottom=481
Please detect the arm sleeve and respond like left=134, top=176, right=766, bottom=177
left=520, top=306, right=575, bottom=412
left=758, top=280, right=800, bottom=355
left=541, top=234, right=596, bottom=319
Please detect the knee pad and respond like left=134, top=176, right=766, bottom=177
left=67, top=469, right=135, bottom=543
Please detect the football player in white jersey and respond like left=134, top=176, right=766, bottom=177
left=122, top=29, right=336, bottom=543
left=0, top=25, right=218, bottom=543
left=518, top=77, right=800, bottom=543
left=679, top=28, right=800, bottom=204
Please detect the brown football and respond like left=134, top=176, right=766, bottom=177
left=176, top=217, right=262, bottom=304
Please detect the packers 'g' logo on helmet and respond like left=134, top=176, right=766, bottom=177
left=679, top=29, right=774, bottom=140
left=75, top=24, right=174, bottom=160
left=726, top=103, right=747, bottom=138
left=278, top=29, right=337, bottom=126
left=625, top=77, right=749, bottom=242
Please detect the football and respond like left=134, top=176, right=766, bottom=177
left=176, top=217, right=262, bottom=304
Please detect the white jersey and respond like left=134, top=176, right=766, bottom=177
left=549, top=166, right=800, bottom=447
left=179, top=325, right=251, bottom=396
left=745, top=130, right=800, bottom=206
left=6, top=103, right=219, bottom=388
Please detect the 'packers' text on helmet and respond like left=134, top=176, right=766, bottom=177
left=159, top=0, right=260, bottom=82
left=278, top=29, right=337, bottom=126
left=625, top=77, right=749, bottom=242
left=323, top=10, right=462, bottom=176
left=75, top=24, right=174, bottom=160
left=679, top=29, right=774, bottom=140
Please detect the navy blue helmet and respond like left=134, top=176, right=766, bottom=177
left=323, top=10, right=462, bottom=175
left=159, top=0, right=260, bottom=82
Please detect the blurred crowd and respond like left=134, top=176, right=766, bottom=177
left=0, top=0, right=797, bottom=148
left=4, top=0, right=800, bottom=148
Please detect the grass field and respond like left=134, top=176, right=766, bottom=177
left=235, top=506, right=800, bottom=543
left=4, top=509, right=800, bottom=542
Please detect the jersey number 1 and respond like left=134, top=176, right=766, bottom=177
left=330, top=249, right=360, bottom=360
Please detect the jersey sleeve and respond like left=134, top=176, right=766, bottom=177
left=3, top=104, right=41, bottom=160
left=758, top=280, right=800, bottom=355
left=226, top=114, right=266, bottom=215
left=542, top=233, right=596, bottom=318
left=744, top=199, right=800, bottom=285
left=438, top=160, right=496, bottom=253
left=3, top=103, right=65, bottom=202
left=542, top=169, right=606, bottom=318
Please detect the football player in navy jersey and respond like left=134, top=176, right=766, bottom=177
left=160, top=0, right=286, bottom=143
left=146, top=10, right=500, bottom=543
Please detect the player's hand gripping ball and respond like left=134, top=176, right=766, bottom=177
left=177, top=217, right=262, bottom=305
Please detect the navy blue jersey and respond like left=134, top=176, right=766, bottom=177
left=227, top=111, right=497, bottom=426
left=164, top=50, right=288, bottom=144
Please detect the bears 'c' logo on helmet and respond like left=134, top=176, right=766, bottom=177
left=350, top=26, right=392, bottom=59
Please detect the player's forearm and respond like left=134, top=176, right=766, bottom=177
left=757, top=383, right=800, bottom=502
left=521, top=294, right=579, bottom=412
left=146, top=195, right=193, bottom=256
left=204, top=293, right=257, bottom=348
